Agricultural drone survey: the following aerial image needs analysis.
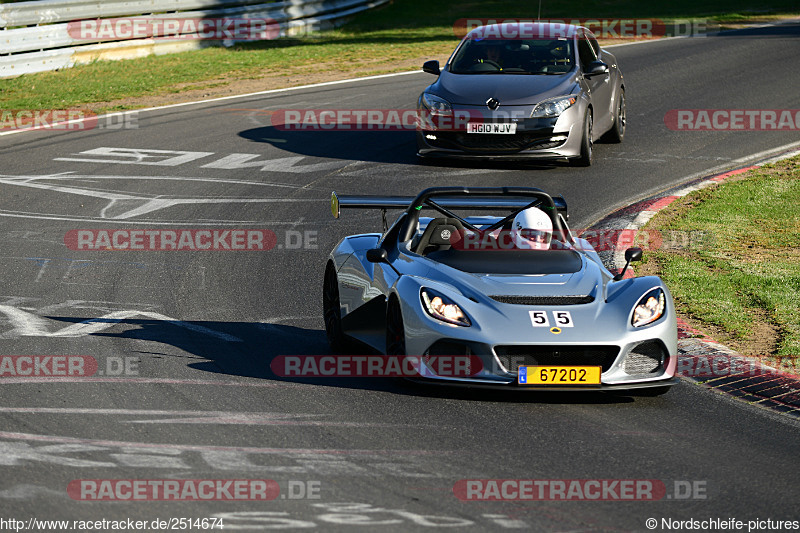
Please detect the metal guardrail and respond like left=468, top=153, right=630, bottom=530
left=0, top=0, right=389, bottom=77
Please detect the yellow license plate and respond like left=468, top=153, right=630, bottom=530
left=519, top=366, right=601, bottom=385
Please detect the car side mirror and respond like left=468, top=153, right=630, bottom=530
left=366, top=248, right=389, bottom=263
left=422, top=60, right=441, bottom=75
left=625, top=247, right=643, bottom=262
left=584, top=61, right=608, bottom=77
left=614, top=247, right=643, bottom=280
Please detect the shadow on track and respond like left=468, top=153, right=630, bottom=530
left=44, top=315, right=649, bottom=404
left=238, top=126, right=567, bottom=171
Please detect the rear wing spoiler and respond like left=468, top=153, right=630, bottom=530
left=331, top=191, right=569, bottom=219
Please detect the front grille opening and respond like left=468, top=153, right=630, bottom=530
left=422, top=340, right=479, bottom=377
left=493, top=345, right=620, bottom=374
left=490, top=295, right=594, bottom=305
left=429, top=132, right=566, bottom=153
left=623, top=341, right=667, bottom=376
left=424, top=340, right=471, bottom=356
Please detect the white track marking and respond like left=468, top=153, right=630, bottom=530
left=0, top=173, right=316, bottom=220
left=56, top=147, right=215, bottom=166
left=0, top=407, right=421, bottom=427
left=0, top=305, right=51, bottom=337
left=0, top=306, right=242, bottom=342
left=202, top=154, right=345, bottom=173
left=0, top=484, right=67, bottom=499
left=0, top=430, right=448, bottom=455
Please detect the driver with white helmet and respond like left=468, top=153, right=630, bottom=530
left=511, top=207, right=553, bottom=250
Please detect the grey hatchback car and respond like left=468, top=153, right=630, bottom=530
left=417, top=23, right=625, bottom=165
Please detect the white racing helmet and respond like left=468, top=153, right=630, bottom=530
left=511, top=207, right=553, bottom=250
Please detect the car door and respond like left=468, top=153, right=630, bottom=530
left=578, top=32, right=613, bottom=135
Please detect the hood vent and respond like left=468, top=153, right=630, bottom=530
left=489, top=295, right=594, bottom=305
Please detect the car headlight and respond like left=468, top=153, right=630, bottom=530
left=421, top=93, right=453, bottom=116
left=632, top=289, right=666, bottom=327
left=421, top=288, right=471, bottom=327
left=530, top=95, right=577, bottom=118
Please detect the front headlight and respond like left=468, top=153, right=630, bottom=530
left=421, top=288, right=471, bottom=327
left=421, top=93, right=453, bottom=116
left=632, top=289, right=666, bottom=327
left=530, top=95, right=577, bottom=118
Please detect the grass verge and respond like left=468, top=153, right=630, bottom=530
left=0, top=0, right=798, bottom=113
left=638, top=156, right=800, bottom=371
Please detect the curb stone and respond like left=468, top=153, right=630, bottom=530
left=589, top=151, right=800, bottom=417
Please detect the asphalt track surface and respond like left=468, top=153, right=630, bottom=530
left=0, top=24, right=799, bottom=532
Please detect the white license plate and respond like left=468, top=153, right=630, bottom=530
left=467, top=122, right=517, bottom=134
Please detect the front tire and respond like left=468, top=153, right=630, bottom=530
left=385, top=297, right=406, bottom=356
left=601, top=89, right=625, bottom=143
left=323, top=262, right=346, bottom=352
left=571, top=110, right=593, bottom=167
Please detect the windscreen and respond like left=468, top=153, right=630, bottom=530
left=449, top=38, right=575, bottom=75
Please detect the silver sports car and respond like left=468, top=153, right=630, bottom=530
left=323, top=187, right=678, bottom=394
left=417, top=22, right=625, bottom=165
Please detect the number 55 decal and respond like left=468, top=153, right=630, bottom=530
left=529, top=310, right=574, bottom=327
left=529, top=311, right=550, bottom=327
left=553, top=311, right=574, bottom=327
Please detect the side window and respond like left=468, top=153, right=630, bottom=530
left=589, top=35, right=601, bottom=57
left=578, top=36, right=597, bottom=67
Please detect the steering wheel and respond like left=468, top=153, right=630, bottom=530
left=471, top=59, right=502, bottom=72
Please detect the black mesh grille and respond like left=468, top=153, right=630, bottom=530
left=623, top=341, right=666, bottom=375
left=430, top=132, right=565, bottom=153
left=494, top=345, right=620, bottom=373
left=424, top=340, right=471, bottom=356
left=490, top=295, right=595, bottom=305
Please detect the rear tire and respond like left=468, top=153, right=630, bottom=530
left=601, top=89, right=625, bottom=143
left=323, top=262, right=346, bottom=352
left=571, top=110, right=593, bottom=167
left=385, top=297, right=406, bottom=356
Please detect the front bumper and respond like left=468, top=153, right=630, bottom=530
left=406, top=375, right=680, bottom=392
left=416, top=106, right=584, bottom=159
left=409, top=337, right=677, bottom=390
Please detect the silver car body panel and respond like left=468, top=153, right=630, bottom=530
left=417, top=23, right=624, bottom=160
left=326, top=189, right=677, bottom=391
